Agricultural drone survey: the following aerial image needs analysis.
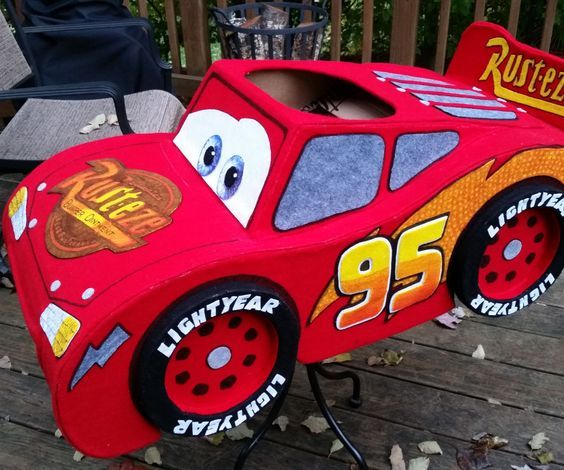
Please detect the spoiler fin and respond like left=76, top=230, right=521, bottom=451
left=446, top=22, right=563, bottom=129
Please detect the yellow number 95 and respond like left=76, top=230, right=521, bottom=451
left=336, top=215, right=448, bottom=330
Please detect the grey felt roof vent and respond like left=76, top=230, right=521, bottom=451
left=248, top=69, right=394, bottom=120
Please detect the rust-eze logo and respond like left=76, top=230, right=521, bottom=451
left=479, top=36, right=563, bottom=117
left=46, top=159, right=182, bottom=258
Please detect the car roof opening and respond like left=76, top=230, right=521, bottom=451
left=247, top=69, right=394, bottom=120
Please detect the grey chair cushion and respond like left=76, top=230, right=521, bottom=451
left=0, top=12, right=32, bottom=90
left=0, top=90, right=185, bottom=162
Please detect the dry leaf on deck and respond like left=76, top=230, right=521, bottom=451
left=301, top=415, right=330, bottom=434
left=325, top=399, right=336, bottom=407
left=472, top=432, right=509, bottom=449
left=528, top=432, right=549, bottom=450
left=79, top=124, right=98, bottom=134
left=472, top=344, right=486, bottom=360
left=390, top=444, right=406, bottom=470
left=226, top=422, right=254, bottom=440
left=329, top=439, right=344, bottom=457
left=418, top=440, right=443, bottom=455
left=144, top=446, right=162, bottom=465
left=534, top=450, right=554, bottom=465
left=273, top=415, right=289, bottom=432
left=510, top=465, right=533, bottom=470
left=322, top=353, right=352, bottom=364
left=54, top=428, right=63, bottom=438
left=408, top=456, right=430, bottom=470
left=487, top=398, right=502, bottom=405
left=73, top=451, right=84, bottom=462
left=456, top=446, right=491, bottom=470
left=0, top=355, right=11, bottom=369
left=434, top=307, right=465, bottom=329
left=205, top=432, right=225, bottom=446
left=108, top=114, right=119, bottom=126
left=368, top=349, right=405, bottom=367
left=108, top=459, right=148, bottom=470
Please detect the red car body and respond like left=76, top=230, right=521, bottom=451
left=3, top=22, right=563, bottom=457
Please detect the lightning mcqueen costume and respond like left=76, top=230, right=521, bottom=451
left=3, top=22, right=563, bottom=457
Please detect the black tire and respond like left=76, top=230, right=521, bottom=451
left=131, top=281, right=299, bottom=436
left=450, top=181, right=564, bottom=317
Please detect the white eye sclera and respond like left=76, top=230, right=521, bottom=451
left=217, top=155, right=244, bottom=200
left=197, top=135, right=222, bottom=176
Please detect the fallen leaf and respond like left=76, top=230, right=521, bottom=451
left=273, top=415, right=289, bottom=432
left=472, top=344, right=486, bottom=360
left=408, top=456, right=430, bottom=470
left=329, top=439, right=344, bottom=456
left=456, top=446, right=491, bottom=470
left=205, top=432, right=225, bottom=446
left=108, top=114, right=119, bottom=126
left=325, top=399, right=336, bottom=407
left=528, top=432, right=549, bottom=450
left=487, top=398, right=502, bottom=405
left=418, top=440, right=443, bottom=455
left=226, top=422, right=253, bottom=440
left=79, top=124, right=98, bottom=134
left=434, top=309, right=464, bottom=329
left=0, top=355, right=11, bottom=369
left=390, top=444, right=406, bottom=470
left=301, top=415, right=330, bottom=434
left=322, top=353, right=352, bottom=364
left=367, top=349, right=405, bottom=367
left=534, top=450, right=554, bottom=465
left=144, top=446, right=162, bottom=465
left=54, top=428, right=63, bottom=438
left=89, top=114, right=107, bottom=127
left=510, top=466, right=533, bottom=470
left=472, top=432, right=509, bottom=449
left=21, top=370, right=28, bottom=376
left=73, top=451, right=84, bottom=462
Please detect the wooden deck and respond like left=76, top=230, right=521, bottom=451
left=0, top=172, right=563, bottom=469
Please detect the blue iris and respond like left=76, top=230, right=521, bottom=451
left=197, top=135, right=222, bottom=176
left=217, top=155, right=244, bottom=200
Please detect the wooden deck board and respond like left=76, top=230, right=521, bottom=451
left=0, top=173, right=563, bottom=469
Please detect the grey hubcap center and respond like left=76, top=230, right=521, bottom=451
left=207, top=346, right=232, bottom=370
left=503, top=239, right=522, bottom=261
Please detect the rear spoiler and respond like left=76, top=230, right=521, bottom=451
left=446, top=22, right=563, bottom=129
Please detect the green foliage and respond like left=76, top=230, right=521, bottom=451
left=136, top=0, right=563, bottom=67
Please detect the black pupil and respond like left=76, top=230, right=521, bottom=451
left=203, top=146, right=215, bottom=166
left=224, top=166, right=239, bottom=188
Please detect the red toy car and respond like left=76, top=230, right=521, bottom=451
left=3, top=22, right=563, bottom=458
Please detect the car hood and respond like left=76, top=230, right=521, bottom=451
left=6, top=134, right=246, bottom=308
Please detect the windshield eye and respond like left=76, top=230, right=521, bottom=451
left=197, top=135, right=222, bottom=176
left=217, top=155, right=244, bottom=200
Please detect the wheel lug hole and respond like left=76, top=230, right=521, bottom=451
left=175, top=347, right=190, bottom=360
left=480, top=255, right=490, bottom=268
left=198, top=322, right=214, bottom=337
left=534, top=232, right=544, bottom=243
left=505, top=271, right=516, bottom=282
left=228, top=316, right=242, bottom=329
left=244, top=328, right=258, bottom=341
left=175, top=371, right=190, bottom=385
left=485, top=272, right=498, bottom=283
left=220, top=375, right=237, bottom=390
left=193, top=384, right=209, bottom=396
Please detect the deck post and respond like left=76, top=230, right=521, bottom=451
left=390, top=0, right=421, bottom=65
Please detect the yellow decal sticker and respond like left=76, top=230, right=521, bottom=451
left=40, top=303, right=81, bottom=357
left=479, top=36, right=563, bottom=116
left=334, top=215, right=448, bottom=330
left=8, top=186, right=28, bottom=240
left=46, top=159, right=182, bottom=258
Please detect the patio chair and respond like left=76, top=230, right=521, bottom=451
left=0, top=10, right=185, bottom=171
left=4, top=0, right=172, bottom=94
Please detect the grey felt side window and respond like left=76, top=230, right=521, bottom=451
left=275, top=134, right=384, bottom=230
left=389, top=131, right=459, bottom=190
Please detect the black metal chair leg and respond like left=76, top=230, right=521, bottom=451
left=233, top=372, right=293, bottom=470
left=306, top=364, right=368, bottom=470
left=313, top=363, right=362, bottom=408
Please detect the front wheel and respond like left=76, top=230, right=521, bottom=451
left=132, top=281, right=299, bottom=436
left=450, top=182, right=564, bottom=316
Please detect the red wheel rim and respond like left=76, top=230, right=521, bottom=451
left=164, top=312, right=279, bottom=415
left=478, top=208, right=560, bottom=300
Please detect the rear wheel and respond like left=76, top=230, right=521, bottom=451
left=132, top=281, right=299, bottom=436
left=451, top=182, right=564, bottom=316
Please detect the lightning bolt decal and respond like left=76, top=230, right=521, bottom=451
left=70, top=325, right=130, bottom=390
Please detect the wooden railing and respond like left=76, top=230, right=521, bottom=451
left=14, top=0, right=561, bottom=96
